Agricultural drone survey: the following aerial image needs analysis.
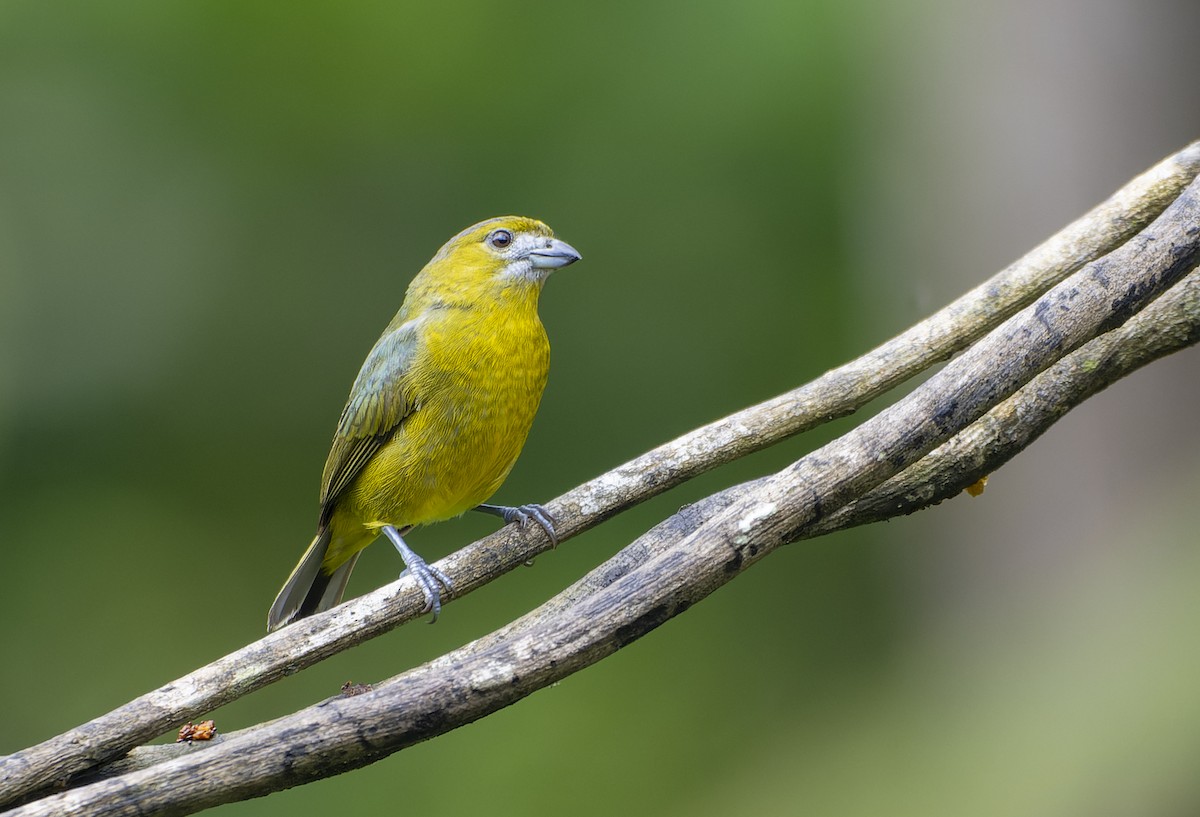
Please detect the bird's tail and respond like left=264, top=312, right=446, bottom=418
left=267, top=528, right=361, bottom=631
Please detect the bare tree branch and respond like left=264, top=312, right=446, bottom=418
left=2, top=142, right=1199, bottom=816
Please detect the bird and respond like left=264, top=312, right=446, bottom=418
left=267, top=215, right=581, bottom=631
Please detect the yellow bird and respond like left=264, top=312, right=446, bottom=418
left=267, top=216, right=581, bottom=631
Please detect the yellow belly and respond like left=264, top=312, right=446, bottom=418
left=322, top=307, right=550, bottom=571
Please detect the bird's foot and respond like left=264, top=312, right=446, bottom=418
left=474, top=502, right=558, bottom=546
left=382, top=525, right=453, bottom=621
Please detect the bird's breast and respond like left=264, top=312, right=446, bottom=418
left=350, top=304, right=550, bottom=526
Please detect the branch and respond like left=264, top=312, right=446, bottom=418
left=3, top=142, right=1199, bottom=815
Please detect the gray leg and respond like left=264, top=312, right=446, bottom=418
left=474, top=503, right=558, bottom=546
left=381, top=525, right=453, bottom=621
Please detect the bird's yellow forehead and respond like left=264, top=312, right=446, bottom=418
left=426, top=216, right=553, bottom=267
left=453, top=216, right=552, bottom=245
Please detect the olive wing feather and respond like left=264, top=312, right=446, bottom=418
left=319, top=320, right=421, bottom=509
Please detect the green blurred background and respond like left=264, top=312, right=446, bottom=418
left=3, top=1, right=1200, bottom=814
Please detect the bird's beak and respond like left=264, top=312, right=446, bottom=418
left=529, top=238, right=582, bottom=270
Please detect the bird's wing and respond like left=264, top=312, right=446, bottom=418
left=318, top=319, right=421, bottom=510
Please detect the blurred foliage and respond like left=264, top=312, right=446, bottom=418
left=2, top=1, right=1200, bottom=815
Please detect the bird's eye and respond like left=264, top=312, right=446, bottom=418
left=488, top=229, right=513, bottom=249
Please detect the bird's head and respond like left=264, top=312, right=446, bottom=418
left=415, top=216, right=581, bottom=306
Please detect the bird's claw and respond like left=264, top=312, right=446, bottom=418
left=482, top=501, right=556, bottom=544
left=383, top=524, right=453, bottom=622
left=474, top=502, right=558, bottom=545
left=399, top=561, right=454, bottom=622
left=502, top=503, right=558, bottom=546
